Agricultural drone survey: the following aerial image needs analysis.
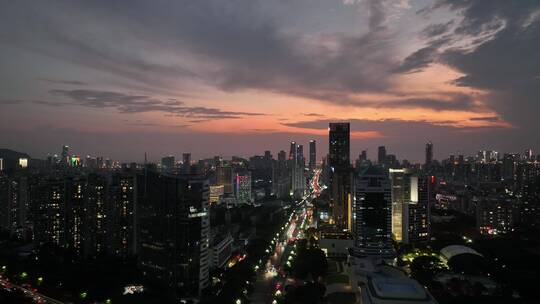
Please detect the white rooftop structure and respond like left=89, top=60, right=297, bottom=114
left=349, top=256, right=438, bottom=304
left=363, top=277, right=437, bottom=303
left=440, top=245, right=483, bottom=261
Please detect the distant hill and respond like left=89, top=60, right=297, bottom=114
left=0, top=148, right=31, bottom=160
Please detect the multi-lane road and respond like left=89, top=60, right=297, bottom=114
left=250, top=169, right=321, bottom=304
left=0, top=275, right=63, bottom=304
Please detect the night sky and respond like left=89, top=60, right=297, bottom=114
left=1, top=0, right=539, bottom=162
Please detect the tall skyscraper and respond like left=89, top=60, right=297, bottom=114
left=309, top=140, right=316, bottom=169
left=182, top=153, right=191, bottom=173
left=61, top=145, right=69, bottom=166
left=360, top=150, right=367, bottom=161
left=329, top=123, right=350, bottom=169
left=354, top=166, right=394, bottom=261
left=161, top=155, right=175, bottom=171
left=297, top=144, right=304, bottom=165
left=33, top=176, right=66, bottom=247
left=389, top=169, right=431, bottom=244
left=329, top=123, right=352, bottom=230
left=84, top=173, right=108, bottom=258
left=235, top=171, right=252, bottom=204
left=403, top=175, right=431, bottom=244
left=389, top=168, right=408, bottom=242
left=378, top=146, right=386, bottom=165
left=273, top=150, right=290, bottom=199
left=425, top=141, right=433, bottom=168
left=138, top=171, right=210, bottom=298
left=216, top=163, right=233, bottom=194
left=109, top=172, right=138, bottom=259
left=289, top=142, right=306, bottom=198
left=289, top=141, right=297, bottom=160
left=65, top=175, right=86, bottom=256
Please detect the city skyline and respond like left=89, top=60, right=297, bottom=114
left=2, top=0, right=540, bottom=161
left=2, top=2, right=540, bottom=304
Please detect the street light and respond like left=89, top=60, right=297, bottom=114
left=236, top=299, right=242, bottom=304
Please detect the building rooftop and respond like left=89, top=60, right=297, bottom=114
left=369, top=277, right=429, bottom=300
left=440, top=245, right=483, bottom=261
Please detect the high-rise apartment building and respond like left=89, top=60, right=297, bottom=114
left=109, top=172, right=138, bottom=259
left=289, top=141, right=306, bottom=198
left=138, top=171, right=210, bottom=298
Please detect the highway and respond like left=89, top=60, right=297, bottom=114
left=250, top=169, right=321, bottom=304
left=0, top=275, right=64, bottom=304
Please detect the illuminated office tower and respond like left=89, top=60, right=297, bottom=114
left=209, top=185, right=224, bottom=205
left=138, top=171, right=210, bottom=298
left=402, top=176, right=431, bottom=244
left=354, top=166, right=394, bottom=261
left=61, top=145, right=69, bottom=166
left=235, top=171, right=252, bottom=204
left=389, top=168, right=408, bottom=242
left=329, top=123, right=352, bottom=230
left=389, top=168, right=431, bottom=244
left=216, top=163, right=233, bottom=194
left=309, top=140, right=317, bottom=169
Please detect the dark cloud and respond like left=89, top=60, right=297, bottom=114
left=434, top=0, right=540, bottom=130
left=0, top=99, right=25, bottom=105
left=421, top=20, right=454, bottom=38
left=49, top=89, right=264, bottom=119
left=0, top=99, right=69, bottom=107
left=469, top=116, right=500, bottom=122
left=0, top=0, right=403, bottom=104
left=394, top=36, right=451, bottom=73
left=123, top=119, right=190, bottom=128
left=37, top=78, right=87, bottom=86
left=405, top=0, right=540, bottom=135
left=281, top=118, right=445, bottom=131
left=302, top=113, right=326, bottom=117
left=344, top=93, right=480, bottom=112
